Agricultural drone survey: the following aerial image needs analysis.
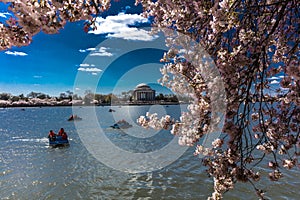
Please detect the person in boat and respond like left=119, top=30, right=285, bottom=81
left=48, top=130, right=56, bottom=141
left=68, top=115, right=74, bottom=121
left=111, top=119, right=132, bottom=129
left=57, top=128, right=64, bottom=136
left=57, top=128, right=68, bottom=140
left=62, top=131, right=68, bottom=140
left=68, top=114, right=82, bottom=121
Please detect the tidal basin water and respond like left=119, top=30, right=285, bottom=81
left=0, top=106, right=299, bottom=199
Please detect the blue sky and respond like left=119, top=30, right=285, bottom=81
left=0, top=1, right=170, bottom=97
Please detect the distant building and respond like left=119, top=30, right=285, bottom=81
left=133, top=83, right=155, bottom=102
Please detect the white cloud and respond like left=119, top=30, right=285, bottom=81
left=268, top=76, right=286, bottom=84
left=79, top=47, right=97, bottom=53
left=90, top=52, right=113, bottom=57
left=79, top=63, right=95, bottom=67
left=89, top=13, right=157, bottom=41
left=91, top=47, right=113, bottom=57
left=268, top=76, right=280, bottom=80
left=0, top=12, right=11, bottom=18
left=270, top=80, right=279, bottom=84
left=107, top=28, right=157, bottom=41
left=5, top=51, right=28, bottom=56
left=80, top=63, right=90, bottom=67
left=33, top=75, right=42, bottom=79
left=87, top=47, right=96, bottom=51
left=78, top=67, right=102, bottom=72
left=91, top=72, right=98, bottom=76
left=79, top=47, right=113, bottom=57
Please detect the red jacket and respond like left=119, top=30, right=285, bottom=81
left=48, top=131, right=55, bottom=137
left=62, top=132, right=68, bottom=140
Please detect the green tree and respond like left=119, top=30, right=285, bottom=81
left=0, top=93, right=11, bottom=100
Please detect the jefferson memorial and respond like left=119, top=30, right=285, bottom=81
left=133, top=83, right=156, bottom=102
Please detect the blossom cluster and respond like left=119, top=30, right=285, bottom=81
left=136, top=0, right=299, bottom=199
left=0, top=0, right=111, bottom=50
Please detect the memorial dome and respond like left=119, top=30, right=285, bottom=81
left=135, top=83, right=151, bottom=89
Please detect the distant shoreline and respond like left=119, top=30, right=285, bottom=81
left=0, top=100, right=181, bottom=108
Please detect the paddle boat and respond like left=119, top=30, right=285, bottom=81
left=110, top=119, right=133, bottom=129
left=48, top=136, right=69, bottom=147
left=67, top=114, right=82, bottom=121
left=108, top=108, right=116, bottom=112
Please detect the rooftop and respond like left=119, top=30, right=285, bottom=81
left=135, top=83, right=151, bottom=89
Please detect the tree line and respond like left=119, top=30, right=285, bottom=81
left=0, top=90, right=185, bottom=106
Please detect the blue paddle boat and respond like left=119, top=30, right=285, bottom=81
left=48, top=136, right=69, bottom=147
